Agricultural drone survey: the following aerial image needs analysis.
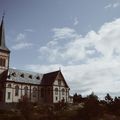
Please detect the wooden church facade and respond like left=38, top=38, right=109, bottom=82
left=0, top=16, right=70, bottom=103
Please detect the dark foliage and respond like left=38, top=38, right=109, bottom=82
left=1, top=93, right=120, bottom=120
left=73, top=93, right=83, bottom=103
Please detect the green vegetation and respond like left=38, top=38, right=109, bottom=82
left=0, top=93, right=120, bottom=120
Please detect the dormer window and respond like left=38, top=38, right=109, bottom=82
left=20, top=73, right=24, bottom=78
left=29, top=75, right=32, bottom=79
left=11, top=72, right=16, bottom=77
left=36, top=76, right=40, bottom=80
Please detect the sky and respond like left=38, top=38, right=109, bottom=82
left=1, top=0, right=120, bottom=98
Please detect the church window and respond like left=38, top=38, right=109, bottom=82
left=20, top=73, right=24, bottom=78
left=56, top=97, right=58, bottom=101
left=11, top=72, right=16, bottom=77
left=55, top=88, right=58, bottom=95
left=3, top=59, right=5, bottom=66
left=33, top=87, right=37, bottom=97
left=62, top=88, right=65, bottom=95
left=0, top=58, right=6, bottom=67
left=58, top=80, right=61, bottom=86
left=24, top=86, right=28, bottom=95
left=15, top=85, right=19, bottom=96
left=8, top=84, right=11, bottom=88
left=36, top=76, right=40, bottom=80
left=41, top=88, right=44, bottom=97
left=29, top=75, right=32, bottom=79
left=7, top=92, right=11, bottom=99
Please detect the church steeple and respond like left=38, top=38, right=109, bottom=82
left=0, top=15, right=10, bottom=53
left=0, top=15, right=10, bottom=73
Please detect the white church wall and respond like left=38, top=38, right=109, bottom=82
left=5, top=83, right=13, bottom=103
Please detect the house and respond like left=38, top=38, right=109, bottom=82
left=0, top=16, right=70, bottom=103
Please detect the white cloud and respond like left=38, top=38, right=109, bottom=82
left=113, top=2, right=120, bottom=8
left=12, top=42, right=33, bottom=50
left=52, top=27, right=80, bottom=40
left=104, top=2, right=120, bottom=9
left=104, top=4, right=112, bottom=9
left=24, top=29, right=34, bottom=32
left=12, top=32, right=33, bottom=50
left=16, top=33, right=26, bottom=41
left=26, top=18, right=120, bottom=98
left=73, top=17, right=79, bottom=26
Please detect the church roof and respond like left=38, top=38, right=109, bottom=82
left=7, top=68, right=43, bottom=85
left=0, top=16, right=10, bottom=52
left=41, top=70, right=69, bottom=87
left=0, top=68, right=69, bottom=87
left=41, top=70, right=60, bottom=85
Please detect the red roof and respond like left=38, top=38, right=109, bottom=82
left=41, top=70, right=69, bottom=87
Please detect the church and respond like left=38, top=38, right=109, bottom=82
left=0, top=16, right=70, bottom=104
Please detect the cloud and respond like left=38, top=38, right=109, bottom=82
left=104, top=2, right=120, bottom=9
left=16, top=33, right=26, bottom=41
left=113, top=2, right=120, bottom=8
left=12, top=42, right=33, bottom=50
left=24, top=29, right=34, bottom=32
left=12, top=32, right=33, bottom=50
left=73, top=17, right=79, bottom=26
left=52, top=27, right=80, bottom=40
left=26, top=18, right=120, bottom=98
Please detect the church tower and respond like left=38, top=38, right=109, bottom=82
left=0, top=15, right=10, bottom=74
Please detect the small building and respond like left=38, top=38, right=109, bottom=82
left=0, top=16, right=70, bottom=104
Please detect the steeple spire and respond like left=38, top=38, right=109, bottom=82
left=0, top=14, right=10, bottom=52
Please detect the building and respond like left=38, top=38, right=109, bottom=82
left=0, top=16, right=70, bottom=103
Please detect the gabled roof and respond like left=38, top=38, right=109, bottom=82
left=41, top=70, right=69, bottom=88
left=41, top=70, right=60, bottom=85
left=0, top=16, right=10, bottom=53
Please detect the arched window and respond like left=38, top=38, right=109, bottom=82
left=33, top=87, right=37, bottom=97
left=55, top=88, right=58, bottom=95
left=62, top=88, right=65, bottom=95
left=3, top=59, right=5, bottom=66
left=41, top=88, right=44, bottom=97
left=0, top=58, right=2, bottom=66
left=24, top=86, right=28, bottom=95
left=0, top=58, right=6, bottom=67
left=8, top=84, right=11, bottom=88
left=15, top=85, right=19, bottom=96
left=58, top=80, right=61, bottom=86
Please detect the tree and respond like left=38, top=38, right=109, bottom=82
left=86, top=92, right=98, bottom=101
left=105, top=93, right=113, bottom=104
left=73, top=93, right=82, bottom=103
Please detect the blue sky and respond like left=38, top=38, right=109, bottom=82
left=1, top=0, right=120, bottom=98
